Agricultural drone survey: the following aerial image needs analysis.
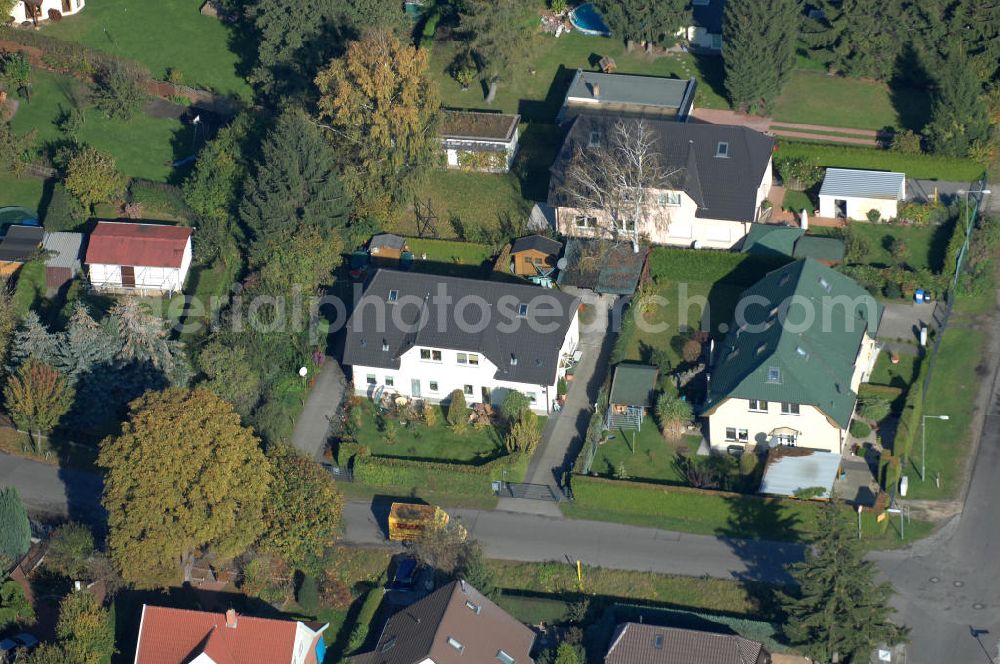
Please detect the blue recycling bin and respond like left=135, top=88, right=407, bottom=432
left=914, top=289, right=926, bottom=303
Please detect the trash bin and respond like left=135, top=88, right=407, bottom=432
left=914, top=289, right=925, bottom=303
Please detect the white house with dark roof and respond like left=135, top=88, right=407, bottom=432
left=556, top=70, right=698, bottom=124
left=818, top=168, right=906, bottom=221
left=8, top=0, right=84, bottom=23
left=440, top=110, right=521, bottom=173
left=548, top=115, right=774, bottom=249
left=343, top=270, right=580, bottom=414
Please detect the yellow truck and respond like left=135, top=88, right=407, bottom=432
left=387, top=503, right=450, bottom=542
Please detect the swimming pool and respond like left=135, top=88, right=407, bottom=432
left=569, top=3, right=611, bottom=37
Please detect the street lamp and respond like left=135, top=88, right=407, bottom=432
left=921, top=414, right=949, bottom=482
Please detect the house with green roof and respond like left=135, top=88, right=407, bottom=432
left=702, top=259, right=882, bottom=454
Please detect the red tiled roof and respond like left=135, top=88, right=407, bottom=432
left=134, top=605, right=314, bottom=664
left=85, top=222, right=192, bottom=269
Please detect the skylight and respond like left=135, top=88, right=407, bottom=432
left=381, top=637, right=397, bottom=653
left=448, top=637, right=465, bottom=653
left=465, top=600, right=481, bottom=614
left=497, top=650, right=516, bottom=664
left=654, top=634, right=665, bottom=649
left=510, top=354, right=518, bottom=366
left=716, top=141, right=729, bottom=158
left=767, top=367, right=781, bottom=383
left=388, top=289, right=399, bottom=302
left=818, top=277, right=831, bottom=293
left=517, top=303, right=529, bottom=317
left=796, top=346, right=809, bottom=359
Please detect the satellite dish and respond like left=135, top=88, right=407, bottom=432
left=691, top=240, right=701, bottom=250
left=556, top=257, right=568, bottom=270
left=298, top=366, right=308, bottom=377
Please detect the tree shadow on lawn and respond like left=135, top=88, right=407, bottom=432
left=517, top=64, right=577, bottom=123
left=889, top=45, right=933, bottom=132
left=691, top=55, right=727, bottom=107
left=512, top=122, right=565, bottom=202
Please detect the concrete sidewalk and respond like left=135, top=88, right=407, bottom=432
left=290, top=357, right=347, bottom=460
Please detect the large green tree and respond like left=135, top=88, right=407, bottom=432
left=807, top=0, right=905, bottom=80
left=64, top=147, right=127, bottom=212
left=593, top=0, right=689, bottom=48
left=99, top=388, right=272, bottom=587
left=0, top=486, right=30, bottom=563
left=315, top=30, right=440, bottom=217
left=4, top=360, right=75, bottom=454
left=459, top=0, right=536, bottom=104
left=56, top=591, right=115, bottom=664
left=239, top=109, right=350, bottom=263
left=924, top=45, right=991, bottom=157
left=259, top=444, right=344, bottom=567
left=197, top=341, right=262, bottom=418
left=779, top=502, right=907, bottom=662
left=722, top=0, right=801, bottom=112
left=0, top=123, right=35, bottom=177
left=0, top=579, right=33, bottom=631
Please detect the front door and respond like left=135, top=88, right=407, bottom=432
left=62, top=0, right=72, bottom=12
left=121, top=265, right=136, bottom=288
left=834, top=199, right=847, bottom=219
left=411, top=379, right=421, bottom=398
left=481, top=387, right=490, bottom=405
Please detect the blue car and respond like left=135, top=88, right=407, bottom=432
left=389, top=557, right=418, bottom=590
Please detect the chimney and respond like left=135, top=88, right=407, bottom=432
left=225, top=609, right=238, bottom=629
left=591, top=82, right=600, bottom=97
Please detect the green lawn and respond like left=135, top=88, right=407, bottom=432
left=351, top=399, right=504, bottom=463
left=40, top=0, right=252, bottom=99
left=590, top=426, right=700, bottom=484
left=406, top=238, right=496, bottom=278
left=772, top=71, right=931, bottom=131
left=10, top=68, right=197, bottom=182
left=12, top=260, right=47, bottom=318
left=869, top=352, right=920, bottom=390
left=429, top=31, right=728, bottom=120
left=0, top=174, right=48, bottom=210
left=906, top=327, right=986, bottom=499
left=400, top=170, right=533, bottom=238
left=781, top=189, right=815, bottom=214
left=775, top=140, right=984, bottom=182
left=810, top=222, right=950, bottom=273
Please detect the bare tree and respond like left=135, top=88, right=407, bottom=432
left=561, top=119, right=674, bottom=253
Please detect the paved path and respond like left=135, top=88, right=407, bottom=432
left=0, top=452, right=104, bottom=525
left=872, top=277, right=1000, bottom=664
left=342, top=501, right=803, bottom=584
left=691, top=108, right=882, bottom=146
left=876, top=302, right=943, bottom=343
left=290, top=357, right=347, bottom=460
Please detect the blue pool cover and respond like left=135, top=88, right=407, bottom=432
left=570, top=3, right=611, bottom=36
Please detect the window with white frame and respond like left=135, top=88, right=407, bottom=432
left=738, top=428, right=749, bottom=442
left=420, top=349, right=442, bottom=361
left=659, top=191, right=682, bottom=206
left=781, top=402, right=800, bottom=415
left=725, top=427, right=737, bottom=441
left=366, top=374, right=376, bottom=385
left=429, top=381, right=439, bottom=392
left=463, top=384, right=474, bottom=396
left=526, top=392, right=537, bottom=403
left=573, top=215, right=597, bottom=229
left=385, top=376, right=394, bottom=387
left=749, top=399, right=768, bottom=412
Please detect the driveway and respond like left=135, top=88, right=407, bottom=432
left=290, top=357, right=347, bottom=460
left=342, top=501, right=803, bottom=585
left=877, top=301, right=944, bottom=344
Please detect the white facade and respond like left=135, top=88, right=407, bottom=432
left=817, top=168, right=906, bottom=221
left=88, top=238, right=192, bottom=295
left=557, top=157, right=772, bottom=249
left=352, top=311, right=580, bottom=414
left=9, top=0, right=85, bottom=23
left=706, top=335, right=880, bottom=454
left=442, top=128, right=519, bottom=173
left=818, top=194, right=901, bottom=222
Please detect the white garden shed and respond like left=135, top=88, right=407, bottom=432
left=85, top=222, right=193, bottom=295
left=818, top=168, right=906, bottom=222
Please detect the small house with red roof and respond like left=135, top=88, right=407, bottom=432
left=85, top=221, right=193, bottom=295
left=133, top=605, right=328, bottom=664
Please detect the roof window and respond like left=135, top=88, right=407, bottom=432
left=382, top=340, right=389, bottom=352
left=795, top=346, right=809, bottom=359
left=517, top=303, right=529, bottom=317
left=465, top=600, right=481, bottom=614
left=818, top=277, right=831, bottom=293
left=756, top=343, right=767, bottom=355
left=497, top=650, right=516, bottom=664
left=388, top=289, right=399, bottom=302
left=589, top=130, right=601, bottom=148
left=381, top=637, right=397, bottom=653
left=654, top=634, right=665, bottom=649
left=767, top=367, right=781, bottom=383
left=448, top=637, right=465, bottom=653
left=510, top=354, right=518, bottom=366
left=715, top=142, right=729, bottom=158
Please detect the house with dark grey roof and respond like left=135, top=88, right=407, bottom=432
left=818, top=168, right=906, bottom=221
left=703, top=259, right=882, bottom=454
left=549, top=115, right=774, bottom=249
left=605, top=623, right=770, bottom=664
left=354, top=580, right=535, bottom=664
left=440, top=110, right=521, bottom=173
left=556, top=70, right=697, bottom=124
left=343, top=269, right=580, bottom=414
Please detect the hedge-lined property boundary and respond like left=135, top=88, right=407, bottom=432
left=775, top=140, right=985, bottom=181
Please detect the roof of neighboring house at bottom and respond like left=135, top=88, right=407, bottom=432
left=604, top=623, right=766, bottom=664
left=704, top=258, right=882, bottom=428
left=354, top=580, right=535, bottom=664
left=133, top=605, right=324, bottom=664
left=85, top=222, right=192, bottom=269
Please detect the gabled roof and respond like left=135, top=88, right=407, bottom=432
left=357, top=581, right=535, bottom=664
left=610, top=363, right=659, bottom=407
left=343, top=270, right=579, bottom=385
left=741, top=226, right=845, bottom=263
left=0, top=225, right=44, bottom=262
left=42, top=231, right=84, bottom=270
left=440, top=110, right=520, bottom=142
left=759, top=447, right=841, bottom=498
left=85, top=222, right=192, bottom=269
left=818, top=168, right=905, bottom=200
left=133, top=605, right=325, bottom=664
left=605, top=623, right=766, bottom=664
left=548, top=116, right=775, bottom=222
left=563, top=70, right=697, bottom=115
left=705, top=259, right=882, bottom=428
left=510, top=234, right=562, bottom=257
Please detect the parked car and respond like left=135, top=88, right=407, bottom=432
left=389, top=557, right=418, bottom=591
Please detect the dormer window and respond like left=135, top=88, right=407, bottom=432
left=388, top=289, right=399, bottom=302
left=715, top=142, right=729, bottom=158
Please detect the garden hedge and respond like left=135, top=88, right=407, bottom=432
left=858, top=384, right=905, bottom=401
left=775, top=140, right=985, bottom=181
left=569, top=474, right=821, bottom=541
left=892, top=357, right=928, bottom=460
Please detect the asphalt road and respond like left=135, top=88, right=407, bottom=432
left=342, top=501, right=803, bottom=584
left=0, top=452, right=104, bottom=524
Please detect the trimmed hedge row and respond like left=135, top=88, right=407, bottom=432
left=647, top=248, right=788, bottom=286
left=570, top=474, right=821, bottom=541
left=0, top=27, right=149, bottom=78
left=858, top=384, right=905, bottom=401
left=892, top=356, right=928, bottom=461
left=775, top=140, right=985, bottom=182
left=340, top=443, right=526, bottom=497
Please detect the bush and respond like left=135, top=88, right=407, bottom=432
left=557, top=377, right=568, bottom=397
left=648, top=248, right=786, bottom=284
left=129, top=180, right=195, bottom=220
left=656, top=392, right=693, bottom=439
left=296, top=574, right=319, bottom=614
left=0, top=487, right=30, bottom=562
left=849, top=419, right=872, bottom=438
left=739, top=448, right=759, bottom=476
left=42, top=183, right=87, bottom=232
left=351, top=454, right=521, bottom=496
left=882, top=281, right=902, bottom=299
left=92, top=62, right=148, bottom=121
left=775, top=140, right=985, bottom=181
left=774, top=155, right=824, bottom=190
left=0, top=27, right=149, bottom=79
left=446, top=389, right=468, bottom=426
left=422, top=401, right=439, bottom=427
left=501, top=390, right=531, bottom=423
left=347, top=582, right=384, bottom=653
left=891, top=129, right=923, bottom=155
left=320, top=575, right=353, bottom=609
left=681, top=339, right=702, bottom=363
left=45, top=523, right=95, bottom=579
left=859, top=397, right=891, bottom=423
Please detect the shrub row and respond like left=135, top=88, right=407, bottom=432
left=346, top=577, right=385, bottom=653
left=858, top=384, right=905, bottom=401
left=647, top=248, right=788, bottom=286
left=775, top=140, right=985, bottom=181
left=0, top=26, right=149, bottom=79
left=892, top=356, right=928, bottom=462
left=570, top=474, right=821, bottom=541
